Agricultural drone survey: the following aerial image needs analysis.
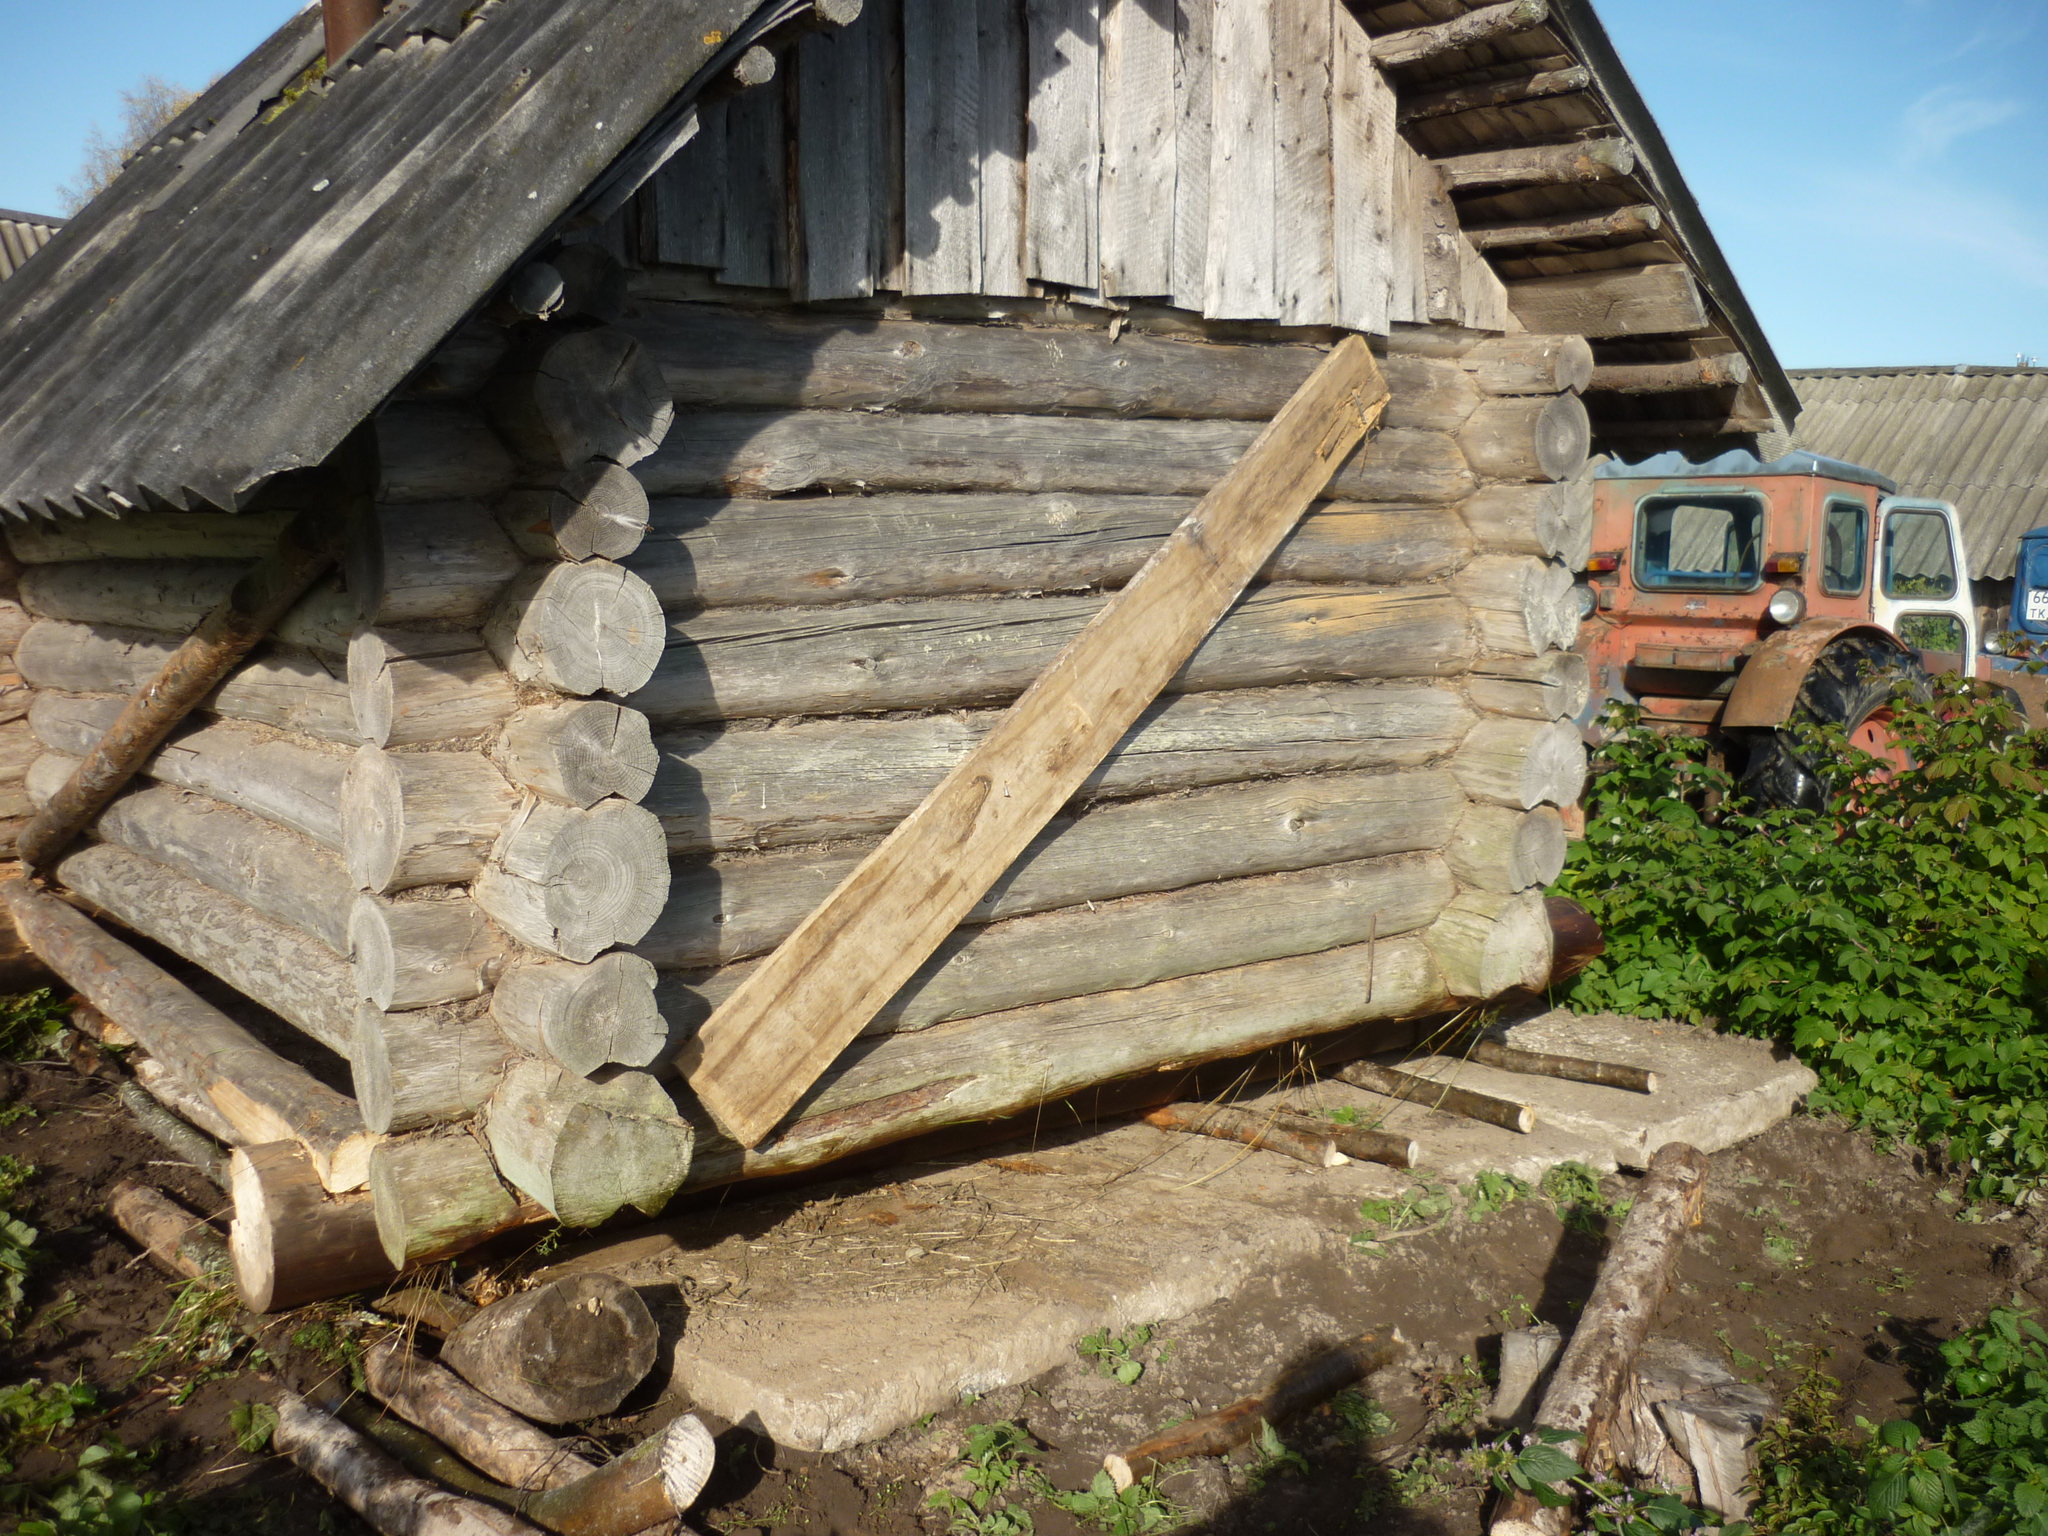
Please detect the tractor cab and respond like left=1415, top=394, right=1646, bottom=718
left=1998, top=526, right=2048, bottom=660
left=1575, top=449, right=1982, bottom=807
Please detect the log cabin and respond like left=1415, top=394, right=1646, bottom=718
left=0, top=0, right=1791, bottom=1307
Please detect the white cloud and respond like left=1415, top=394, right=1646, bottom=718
left=1899, top=83, right=2024, bottom=166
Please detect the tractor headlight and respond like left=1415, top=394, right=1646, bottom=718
left=1766, top=588, right=1805, bottom=626
left=1985, top=632, right=2009, bottom=655
left=1574, top=583, right=1597, bottom=619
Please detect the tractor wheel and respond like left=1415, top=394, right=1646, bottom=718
left=1736, top=637, right=1930, bottom=811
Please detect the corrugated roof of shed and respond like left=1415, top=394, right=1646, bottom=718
left=1787, top=367, right=2048, bottom=581
left=0, top=212, right=61, bottom=282
left=0, top=0, right=805, bottom=520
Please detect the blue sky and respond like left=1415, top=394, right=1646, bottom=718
left=1, top=0, right=2042, bottom=369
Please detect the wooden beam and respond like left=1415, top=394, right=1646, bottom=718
left=1434, top=138, right=1634, bottom=192
left=1595, top=416, right=1775, bottom=436
left=1371, top=0, right=1549, bottom=70
left=1587, top=354, right=1752, bottom=393
left=1398, top=64, right=1590, bottom=123
left=680, top=340, right=1391, bottom=1147
left=1466, top=204, right=1662, bottom=250
left=1506, top=264, right=1708, bottom=338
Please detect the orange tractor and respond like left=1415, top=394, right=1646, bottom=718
left=1573, top=450, right=2043, bottom=809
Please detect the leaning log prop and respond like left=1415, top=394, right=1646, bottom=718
left=1104, top=1329, right=1407, bottom=1491
left=276, top=1392, right=541, bottom=1536
left=1489, top=1142, right=1711, bottom=1536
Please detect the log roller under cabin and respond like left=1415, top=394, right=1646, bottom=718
left=0, top=0, right=1789, bottom=1308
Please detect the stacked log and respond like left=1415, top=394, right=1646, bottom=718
left=5, top=288, right=1592, bottom=1298
left=0, top=547, right=36, bottom=852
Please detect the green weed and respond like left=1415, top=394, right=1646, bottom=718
left=124, top=1278, right=252, bottom=1400
left=1078, top=1325, right=1161, bottom=1386
left=1046, top=1470, right=1182, bottom=1534
left=1540, top=1161, right=1632, bottom=1234
left=1467, top=1170, right=1533, bottom=1220
left=1352, top=1182, right=1455, bottom=1249
left=0, top=1379, right=98, bottom=1476
left=0, top=991, right=67, bottom=1062
left=928, top=1421, right=1041, bottom=1536
left=1557, top=689, right=2048, bottom=1205
left=1243, top=1421, right=1309, bottom=1493
left=1327, top=1388, right=1395, bottom=1442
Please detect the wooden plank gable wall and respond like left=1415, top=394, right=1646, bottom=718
left=646, top=0, right=1509, bottom=333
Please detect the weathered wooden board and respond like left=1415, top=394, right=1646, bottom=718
left=651, top=99, right=727, bottom=270
left=1099, top=0, right=1176, bottom=296
left=680, top=934, right=1445, bottom=1186
left=628, top=495, right=1472, bottom=607
left=662, top=851, right=1453, bottom=1038
left=1025, top=0, right=1101, bottom=288
left=797, top=20, right=886, bottom=300
left=1272, top=0, right=1334, bottom=326
left=634, top=582, right=1474, bottom=724
left=720, top=80, right=788, bottom=290
left=1331, top=1, right=1393, bottom=335
left=903, top=0, right=982, bottom=295
left=1205, top=0, right=1276, bottom=318
left=679, top=342, right=1387, bottom=1144
left=1505, top=264, right=1708, bottom=339
left=638, top=766, right=1466, bottom=971
left=977, top=0, right=1031, bottom=296
left=649, top=681, right=1475, bottom=853
left=1170, top=0, right=1213, bottom=311
left=633, top=412, right=1477, bottom=503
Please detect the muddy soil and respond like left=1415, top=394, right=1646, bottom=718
left=0, top=1043, right=2024, bottom=1535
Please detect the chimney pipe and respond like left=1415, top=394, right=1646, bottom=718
left=324, top=0, right=385, bottom=64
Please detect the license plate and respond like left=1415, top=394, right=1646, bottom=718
left=2028, top=590, right=2048, bottom=622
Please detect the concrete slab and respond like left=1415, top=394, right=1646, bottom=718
left=572, top=1014, right=1814, bottom=1452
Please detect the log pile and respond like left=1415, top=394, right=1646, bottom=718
left=8, top=267, right=1593, bottom=1303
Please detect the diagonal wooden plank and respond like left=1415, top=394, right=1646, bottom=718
left=678, top=338, right=1391, bottom=1146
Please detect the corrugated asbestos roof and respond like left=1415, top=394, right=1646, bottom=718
left=0, top=0, right=809, bottom=519
left=1788, top=368, right=2048, bottom=582
left=0, top=212, right=61, bottom=282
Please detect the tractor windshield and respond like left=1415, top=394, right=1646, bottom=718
left=1634, top=493, right=1764, bottom=591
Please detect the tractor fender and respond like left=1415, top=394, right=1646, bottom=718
left=1721, top=620, right=1915, bottom=729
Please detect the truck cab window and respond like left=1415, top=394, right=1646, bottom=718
left=1634, top=493, right=1764, bottom=591
left=1821, top=501, right=1868, bottom=595
left=1883, top=510, right=1957, bottom=599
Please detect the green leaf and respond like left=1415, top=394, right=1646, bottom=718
left=231, top=1399, right=279, bottom=1454
left=1514, top=1442, right=1583, bottom=1486
left=1114, top=1360, right=1143, bottom=1386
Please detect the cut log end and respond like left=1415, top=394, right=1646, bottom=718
left=440, top=1271, right=659, bottom=1424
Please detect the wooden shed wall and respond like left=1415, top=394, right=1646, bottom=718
left=643, top=0, right=1509, bottom=332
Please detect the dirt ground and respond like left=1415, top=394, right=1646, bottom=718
left=0, top=1035, right=2026, bottom=1535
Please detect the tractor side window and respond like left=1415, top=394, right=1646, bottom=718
left=1883, top=511, right=1958, bottom=599
left=1634, top=494, right=1764, bottom=591
left=1821, top=501, right=1868, bottom=595
left=1898, top=613, right=1965, bottom=652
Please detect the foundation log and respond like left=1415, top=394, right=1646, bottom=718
left=1454, top=718, right=1588, bottom=809
left=55, top=843, right=359, bottom=1055
left=637, top=584, right=1476, bottom=725
left=485, top=327, right=676, bottom=471
left=349, top=631, right=521, bottom=749
left=635, top=414, right=1477, bottom=506
left=684, top=935, right=1448, bottom=1187
left=483, top=560, right=668, bottom=698
left=1427, top=889, right=1556, bottom=998
left=0, top=878, right=375, bottom=1190
left=1452, top=555, right=1580, bottom=657
left=440, top=1272, right=658, bottom=1425
left=651, top=682, right=1476, bottom=854
left=379, top=401, right=519, bottom=504
left=1468, top=205, right=1662, bottom=251
left=1398, top=65, right=1590, bottom=123
left=342, top=747, right=523, bottom=893
left=369, top=1130, right=549, bottom=1271
left=1506, top=266, right=1709, bottom=341
left=637, top=769, right=1466, bottom=970
left=492, top=954, right=667, bottom=1075
left=1457, top=395, right=1591, bottom=485
left=496, top=461, right=654, bottom=563
left=352, top=1001, right=518, bottom=1136
left=273, top=1392, right=539, bottom=1536
left=230, top=1143, right=392, bottom=1312
left=497, top=701, right=658, bottom=808
left=364, top=1335, right=599, bottom=1491
left=349, top=895, right=510, bottom=1011
left=1447, top=804, right=1568, bottom=893
left=95, top=784, right=355, bottom=954
left=17, top=622, right=357, bottom=742
left=32, top=694, right=348, bottom=847
left=1466, top=651, right=1591, bottom=722
left=1434, top=138, right=1635, bottom=192
left=7, top=508, right=297, bottom=564
left=132, top=1056, right=245, bottom=1146
left=484, top=1061, right=694, bottom=1227
left=472, top=798, right=670, bottom=963
left=1460, top=482, right=1594, bottom=561
left=19, top=560, right=350, bottom=653
left=628, top=495, right=1472, bottom=609
left=1588, top=355, right=1751, bottom=394
left=661, top=854, right=1455, bottom=1041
